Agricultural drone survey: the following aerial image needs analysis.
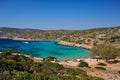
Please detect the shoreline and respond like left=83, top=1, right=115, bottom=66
left=0, top=38, right=91, bottom=61
left=0, top=38, right=120, bottom=80
left=1, top=51, right=120, bottom=80
left=0, top=38, right=92, bottom=61
left=14, top=38, right=93, bottom=50
left=1, top=38, right=92, bottom=50
left=57, top=40, right=93, bottom=50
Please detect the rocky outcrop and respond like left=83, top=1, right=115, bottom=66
left=58, top=41, right=92, bottom=50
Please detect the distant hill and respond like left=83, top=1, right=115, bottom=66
left=0, top=27, right=44, bottom=38
left=0, top=27, right=43, bottom=32
left=60, top=26, right=120, bottom=48
left=0, top=27, right=74, bottom=39
left=0, top=26, right=120, bottom=47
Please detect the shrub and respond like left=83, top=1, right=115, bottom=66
left=65, top=68, right=86, bottom=76
left=95, top=66, right=106, bottom=70
left=97, top=63, right=107, bottom=66
left=44, top=56, right=57, bottom=61
left=0, top=49, right=104, bottom=80
left=78, top=61, right=89, bottom=67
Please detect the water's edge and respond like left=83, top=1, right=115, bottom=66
left=0, top=38, right=91, bottom=60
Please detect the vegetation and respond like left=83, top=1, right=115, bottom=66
left=0, top=26, right=120, bottom=80
left=78, top=61, right=89, bottom=67
left=91, top=44, right=120, bottom=63
left=60, top=26, right=120, bottom=46
left=0, top=49, right=104, bottom=80
left=65, top=68, right=86, bottom=76
left=97, top=63, right=107, bottom=66
left=43, top=56, right=58, bottom=62
left=0, top=26, right=120, bottom=48
left=95, top=67, right=106, bottom=70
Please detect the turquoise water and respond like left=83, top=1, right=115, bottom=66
left=0, top=39, right=91, bottom=60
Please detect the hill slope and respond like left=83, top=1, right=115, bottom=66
left=0, top=26, right=120, bottom=47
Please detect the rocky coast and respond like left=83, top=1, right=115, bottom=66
left=58, top=40, right=93, bottom=50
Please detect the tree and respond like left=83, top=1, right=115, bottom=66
left=0, top=48, right=11, bottom=57
left=91, top=44, right=120, bottom=62
left=30, top=63, right=42, bottom=73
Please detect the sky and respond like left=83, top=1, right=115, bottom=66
left=0, top=0, right=120, bottom=30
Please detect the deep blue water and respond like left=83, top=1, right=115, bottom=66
left=0, top=39, right=91, bottom=60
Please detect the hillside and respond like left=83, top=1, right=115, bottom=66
left=0, top=27, right=43, bottom=38
left=61, top=26, right=120, bottom=48
left=0, top=26, right=120, bottom=47
left=0, top=50, right=104, bottom=80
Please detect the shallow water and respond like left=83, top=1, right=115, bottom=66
left=0, top=39, right=91, bottom=60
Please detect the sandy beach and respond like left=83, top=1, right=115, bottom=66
left=57, top=58, right=120, bottom=80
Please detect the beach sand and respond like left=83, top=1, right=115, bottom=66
left=58, top=60, right=79, bottom=68
left=58, top=58, right=120, bottom=80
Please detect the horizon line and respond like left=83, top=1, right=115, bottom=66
left=0, top=26, right=119, bottom=31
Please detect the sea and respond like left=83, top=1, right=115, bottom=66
left=0, top=38, right=91, bottom=60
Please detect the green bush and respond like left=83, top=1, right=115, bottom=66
left=65, top=68, right=86, bottom=76
left=0, top=49, right=104, bottom=80
left=44, top=56, right=57, bottom=61
left=95, top=66, right=106, bottom=70
left=97, top=63, right=107, bottom=66
left=78, top=61, right=89, bottom=67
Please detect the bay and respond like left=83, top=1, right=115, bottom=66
left=0, top=39, right=91, bottom=60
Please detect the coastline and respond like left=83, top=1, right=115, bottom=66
left=0, top=38, right=91, bottom=60
left=1, top=49, right=120, bottom=80
left=57, top=40, right=93, bottom=50
left=2, top=37, right=93, bottom=50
